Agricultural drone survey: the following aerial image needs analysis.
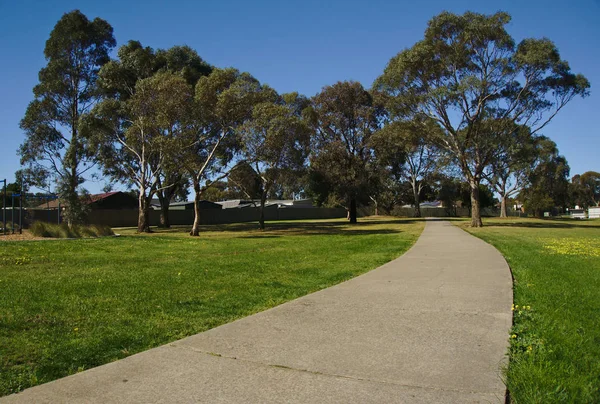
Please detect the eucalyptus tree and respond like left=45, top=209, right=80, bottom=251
left=375, top=11, right=590, bottom=227
left=580, top=172, right=600, bottom=207
left=226, top=161, right=263, bottom=200
left=19, top=10, right=115, bottom=227
left=307, top=81, right=383, bottom=223
left=484, top=125, right=542, bottom=217
left=372, top=119, right=442, bottom=217
left=570, top=171, right=600, bottom=208
left=86, top=72, right=192, bottom=232
left=237, top=93, right=311, bottom=229
left=184, top=68, right=276, bottom=236
left=97, top=41, right=211, bottom=227
left=520, top=139, right=570, bottom=217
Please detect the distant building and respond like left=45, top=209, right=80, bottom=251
left=588, top=206, right=600, bottom=219
left=162, top=201, right=222, bottom=210
left=401, top=201, right=444, bottom=208
left=217, top=198, right=315, bottom=209
left=570, top=209, right=586, bottom=219
left=36, top=192, right=138, bottom=210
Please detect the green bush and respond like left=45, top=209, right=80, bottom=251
left=91, top=224, right=114, bottom=237
left=30, top=221, right=53, bottom=237
left=29, top=222, right=114, bottom=238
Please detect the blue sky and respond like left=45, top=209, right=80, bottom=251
left=0, top=0, right=598, bottom=193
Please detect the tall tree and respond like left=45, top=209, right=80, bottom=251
left=238, top=93, right=311, bottom=229
left=484, top=126, right=541, bottom=218
left=375, top=11, right=590, bottom=227
left=184, top=68, right=275, bottom=236
left=19, top=10, right=115, bottom=227
left=520, top=141, right=570, bottom=217
left=86, top=72, right=192, bottom=232
left=372, top=119, right=442, bottom=217
left=96, top=41, right=212, bottom=228
left=570, top=171, right=600, bottom=208
left=308, top=81, right=383, bottom=223
left=580, top=171, right=600, bottom=207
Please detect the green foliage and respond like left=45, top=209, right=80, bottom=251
left=436, top=177, right=496, bottom=214
left=460, top=183, right=497, bottom=211
left=185, top=68, right=277, bottom=235
left=307, top=81, right=383, bottom=222
left=484, top=125, right=539, bottom=217
left=226, top=162, right=263, bottom=200
left=88, top=41, right=213, bottom=232
left=521, top=141, right=570, bottom=217
left=570, top=171, right=600, bottom=208
left=0, top=182, right=21, bottom=209
left=237, top=93, right=311, bottom=228
left=463, top=218, right=600, bottom=403
left=371, top=119, right=444, bottom=216
left=375, top=10, right=590, bottom=226
left=0, top=218, right=424, bottom=396
left=19, top=10, right=116, bottom=226
left=86, top=71, right=194, bottom=232
left=29, top=222, right=114, bottom=238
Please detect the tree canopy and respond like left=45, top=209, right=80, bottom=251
left=17, top=10, right=594, bottom=231
left=19, top=10, right=115, bottom=227
left=307, top=81, right=383, bottom=223
left=238, top=93, right=311, bottom=228
left=375, top=11, right=589, bottom=226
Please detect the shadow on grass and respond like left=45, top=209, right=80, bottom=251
left=127, top=217, right=424, bottom=238
left=484, top=219, right=600, bottom=230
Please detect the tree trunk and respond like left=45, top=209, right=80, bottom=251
left=159, top=203, right=170, bottom=228
left=157, top=183, right=178, bottom=228
left=349, top=198, right=357, bottom=224
left=259, top=192, right=266, bottom=230
left=470, top=181, right=483, bottom=227
left=137, top=192, right=151, bottom=233
left=412, top=183, right=421, bottom=218
left=190, top=183, right=202, bottom=236
left=500, top=195, right=508, bottom=218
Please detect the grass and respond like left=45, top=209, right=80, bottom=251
left=29, top=222, right=114, bottom=238
left=0, top=217, right=424, bottom=397
left=457, top=217, right=600, bottom=403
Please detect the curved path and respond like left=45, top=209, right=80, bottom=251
left=3, top=220, right=513, bottom=403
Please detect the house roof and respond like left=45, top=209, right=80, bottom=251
left=216, top=198, right=315, bottom=209
left=401, top=201, right=443, bottom=208
left=35, top=192, right=127, bottom=209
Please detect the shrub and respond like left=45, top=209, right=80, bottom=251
left=30, top=221, right=53, bottom=237
left=91, top=224, right=114, bottom=237
left=29, top=222, right=114, bottom=238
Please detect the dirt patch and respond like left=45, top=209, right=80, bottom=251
left=0, top=231, right=46, bottom=241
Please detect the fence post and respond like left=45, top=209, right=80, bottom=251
left=2, top=179, right=6, bottom=236
left=19, top=193, right=23, bottom=234
left=11, top=193, right=15, bottom=234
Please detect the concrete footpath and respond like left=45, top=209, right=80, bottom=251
left=3, top=220, right=513, bottom=403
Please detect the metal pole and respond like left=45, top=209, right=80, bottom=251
left=11, top=193, right=15, bottom=234
left=2, top=179, right=6, bottom=236
left=19, top=193, right=23, bottom=234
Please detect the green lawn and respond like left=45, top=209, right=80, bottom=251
left=0, top=217, right=423, bottom=396
left=458, top=218, right=600, bottom=403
